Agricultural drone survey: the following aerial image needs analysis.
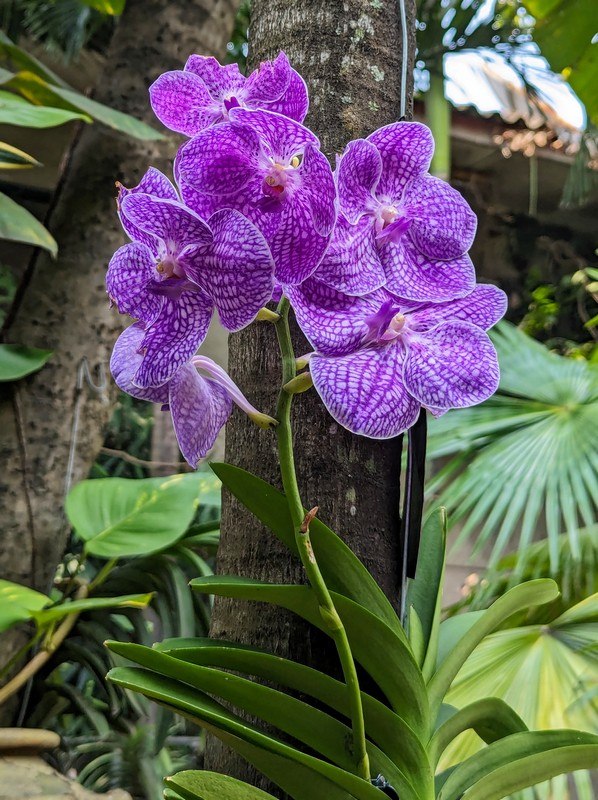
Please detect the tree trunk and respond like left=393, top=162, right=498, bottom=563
left=0, top=0, right=238, bottom=724
left=207, top=0, right=416, bottom=790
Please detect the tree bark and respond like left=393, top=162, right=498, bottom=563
left=0, top=0, right=238, bottom=723
left=208, top=0, right=416, bottom=791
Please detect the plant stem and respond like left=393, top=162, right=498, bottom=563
left=274, top=298, right=370, bottom=781
left=0, top=584, right=88, bottom=707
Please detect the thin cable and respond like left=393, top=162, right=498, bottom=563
left=398, top=0, right=409, bottom=120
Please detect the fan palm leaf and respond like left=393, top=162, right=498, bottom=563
left=427, top=322, right=598, bottom=572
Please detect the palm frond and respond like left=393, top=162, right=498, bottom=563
left=427, top=322, right=598, bottom=572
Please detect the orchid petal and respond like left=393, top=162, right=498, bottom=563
left=336, top=139, right=382, bottom=223
left=404, top=175, right=477, bottom=260
left=229, top=107, right=319, bottom=161
left=187, top=209, right=274, bottom=331
left=408, top=284, right=508, bottom=332
left=169, top=363, right=232, bottom=467
left=269, top=192, right=330, bottom=284
left=311, top=345, right=420, bottom=438
left=185, top=55, right=245, bottom=97
left=177, top=123, right=261, bottom=196
left=106, top=242, right=161, bottom=321
left=367, top=122, right=434, bottom=200
left=120, top=195, right=212, bottom=249
left=149, top=70, right=219, bottom=135
left=382, top=235, right=476, bottom=302
left=244, top=51, right=290, bottom=103
left=315, top=216, right=385, bottom=296
left=135, top=290, right=213, bottom=387
left=262, top=68, right=309, bottom=122
left=298, top=143, right=337, bottom=236
left=403, top=321, right=500, bottom=409
left=119, top=167, right=178, bottom=202
left=110, top=324, right=169, bottom=403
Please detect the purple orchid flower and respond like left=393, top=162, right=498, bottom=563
left=175, top=108, right=337, bottom=285
left=286, top=279, right=506, bottom=438
left=149, top=51, right=309, bottom=137
left=107, top=169, right=274, bottom=388
left=111, top=325, right=275, bottom=467
left=317, top=122, right=478, bottom=301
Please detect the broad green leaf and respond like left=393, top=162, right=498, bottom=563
left=34, top=592, right=153, bottom=623
left=0, top=141, right=40, bottom=168
left=210, top=463, right=402, bottom=635
left=437, top=732, right=598, bottom=800
left=166, top=771, right=277, bottom=800
left=66, top=472, right=217, bottom=558
left=154, top=637, right=432, bottom=791
left=406, top=508, right=446, bottom=679
left=190, top=577, right=429, bottom=737
left=429, top=698, right=528, bottom=767
left=108, top=666, right=389, bottom=800
left=106, top=641, right=419, bottom=799
left=435, top=611, right=485, bottom=671
left=0, top=90, right=90, bottom=127
left=0, top=579, right=50, bottom=632
left=0, top=192, right=57, bottom=255
left=80, top=0, right=125, bottom=13
left=427, top=580, right=560, bottom=716
left=0, top=344, right=53, bottom=381
left=0, top=69, right=162, bottom=141
left=0, top=32, right=68, bottom=87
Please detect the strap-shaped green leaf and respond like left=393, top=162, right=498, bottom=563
left=428, top=698, right=528, bottom=767
left=427, top=579, right=559, bottom=716
left=0, top=192, right=57, bottom=255
left=0, top=141, right=40, bottom=168
left=107, top=666, right=389, bottom=800
left=34, top=592, right=153, bottom=624
left=211, top=463, right=402, bottom=636
left=165, top=771, right=277, bottom=800
left=0, top=579, right=49, bottom=632
left=107, top=642, right=420, bottom=799
left=406, top=508, right=446, bottom=678
left=437, top=730, right=598, bottom=800
left=155, top=637, right=432, bottom=792
left=0, top=344, right=53, bottom=381
left=190, top=577, right=429, bottom=737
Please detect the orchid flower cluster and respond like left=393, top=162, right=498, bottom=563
left=107, top=51, right=506, bottom=467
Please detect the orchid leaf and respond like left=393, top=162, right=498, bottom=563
left=437, top=731, right=598, bottom=800
left=0, top=89, right=89, bottom=127
left=427, top=579, right=559, bottom=716
left=154, top=637, right=432, bottom=791
left=165, top=771, right=278, bottom=800
left=66, top=472, right=218, bottom=558
left=190, top=576, right=429, bottom=737
left=0, top=191, right=57, bottom=255
left=0, top=31, right=68, bottom=86
left=0, top=344, right=53, bottom=381
left=0, top=141, right=40, bottom=168
left=107, top=667, right=390, bottom=800
left=106, top=641, right=417, bottom=798
left=210, top=463, right=402, bottom=635
left=34, top=593, right=153, bottom=624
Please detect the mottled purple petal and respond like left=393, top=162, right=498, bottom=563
left=367, top=122, right=434, bottom=200
left=297, top=143, right=337, bottom=236
left=110, top=324, right=169, bottom=403
left=315, top=216, right=385, bottom=295
left=121, top=195, right=212, bottom=249
left=177, top=123, right=261, bottom=196
left=107, top=242, right=161, bottom=320
left=337, top=139, right=382, bottom=223
left=262, top=68, right=309, bottom=122
left=403, top=322, right=500, bottom=409
left=244, top=51, right=290, bottom=103
left=288, top=280, right=384, bottom=356
left=169, top=363, right=232, bottom=467
left=311, top=345, right=420, bottom=438
left=229, top=108, right=318, bottom=161
left=269, top=192, right=330, bottom=284
left=185, top=55, right=245, bottom=97
left=135, top=290, right=213, bottom=387
left=186, top=209, right=274, bottom=331
left=121, top=167, right=179, bottom=202
left=404, top=175, right=477, bottom=260
left=408, top=284, right=508, bottom=332
left=149, top=71, right=220, bottom=135
left=382, top=235, right=476, bottom=302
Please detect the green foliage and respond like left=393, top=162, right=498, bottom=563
left=107, top=474, right=597, bottom=800
left=0, top=343, right=53, bottom=380
left=427, top=322, right=598, bottom=572
left=0, top=190, right=58, bottom=254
